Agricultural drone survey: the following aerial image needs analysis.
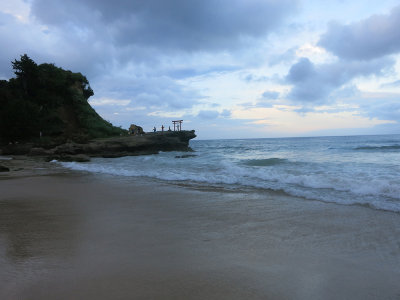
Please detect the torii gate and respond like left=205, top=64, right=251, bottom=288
left=172, top=120, right=183, bottom=131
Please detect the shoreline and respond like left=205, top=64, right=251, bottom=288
left=2, top=156, right=400, bottom=216
left=1, top=164, right=400, bottom=299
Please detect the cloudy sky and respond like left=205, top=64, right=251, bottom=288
left=1, top=0, right=400, bottom=139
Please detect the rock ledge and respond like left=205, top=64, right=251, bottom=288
left=1, top=130, right=196, bottom=161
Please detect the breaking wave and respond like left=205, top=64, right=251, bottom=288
left=54, top=134, right=400, bottom=213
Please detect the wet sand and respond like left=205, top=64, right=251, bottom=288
left=1, top=170, right=400, bottom=299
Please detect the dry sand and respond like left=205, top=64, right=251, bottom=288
left=1, top=163, right=400, bottom=299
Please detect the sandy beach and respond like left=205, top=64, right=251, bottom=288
left=1, top=163, right=400, bottom=299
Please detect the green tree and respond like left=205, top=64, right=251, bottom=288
left=0, top=97, right=41, bottom=141
left=0, top=54, right=125, bottom=144
left=11, top=54, right=39, bottom=97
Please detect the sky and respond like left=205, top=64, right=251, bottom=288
left=1, top=0, right=400, bottom=139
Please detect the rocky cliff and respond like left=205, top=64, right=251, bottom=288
left=0, top=130, right=196, bottom=161
left=0, top=55, right=197, bottom=162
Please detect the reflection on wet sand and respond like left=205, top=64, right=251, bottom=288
left=0, top=198, right=79, bottom=262
left=1, top=174, right=400, bottom=300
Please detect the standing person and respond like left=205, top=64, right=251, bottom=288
left=153, top=126, right=156, bottom=132
left=161, top=125, right=164, bottom=132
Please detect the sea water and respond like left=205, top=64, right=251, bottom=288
left=58, top=134, right=400, bottom=212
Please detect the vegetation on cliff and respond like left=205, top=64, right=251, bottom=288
left=0, top=54, right=125, bottom=145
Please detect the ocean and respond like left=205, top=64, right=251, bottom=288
left=57, top=134, right=400, bottom=213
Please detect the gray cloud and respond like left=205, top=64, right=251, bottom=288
left=250, top=90, right=281, bottom=108
left=242, top=73, right=270, bottom=83
left=268, top=47, right=297, bottom=66
left=2, top=0, right=299, bottom=81
left=196, top=109, right=231, bottom=120
left=220, top=109, right=231, bottom=117
left=167, top=65, right=240, bottom=79
left=4, top=0, right=297, bottom=117
left=0, top=12, right=42, bottom=78
left=0, top=10, right=114, bottom=79
left=319, top=5, right=400, bottom=60
left=261, top=90, right=280, bottom=100
left=285, top=57, right=394, bottom=104
left=31, top=0, right=298, bottom=52
left=330, top=85, right=360, bottom=99
left=354, top=92, right=400, bottom=121
left=197, top=110, right=220, bottom=120
left=366, top=101, right=400, bottom=120
left=92, top=74, right=202, bottom=110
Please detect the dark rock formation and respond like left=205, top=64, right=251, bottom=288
left=128, top=124, right=144, bottom=135
left=1, top=130, right=196, bottom=160
left=29, top=147, right=53, bottom=156
left=0, top=165, right=10, bottom=172
left=1, top=143, right=34, bottom=155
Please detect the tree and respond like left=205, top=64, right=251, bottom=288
left=12, top=54, right=38, bottom=77
left=0, top=54, right=125, bottom=144
left=0, top=97, right=41, bottom=141
left=11, top=54, right=38, bottom=96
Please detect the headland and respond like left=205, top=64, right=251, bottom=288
left=0, top=55, right=196, bottom=163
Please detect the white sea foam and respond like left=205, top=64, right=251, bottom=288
left=58, top=134, right=400, bottom=212
left=0, top=156, right=13, bottom=160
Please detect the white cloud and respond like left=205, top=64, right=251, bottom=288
left=232, top=106, right=394, bottom=134
left=295, top=43, right=334, bottom=63
left=89, top=98, right=131, bottom=106
left=0, top=0, right=31, bottom=23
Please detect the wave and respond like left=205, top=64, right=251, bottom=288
left=242, top=158, right=288, bottom=167
left=55, top=158, right=400, bottom=213
left=354, top=145, right=400, bottom=151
